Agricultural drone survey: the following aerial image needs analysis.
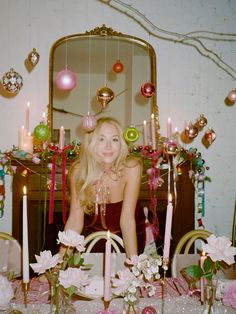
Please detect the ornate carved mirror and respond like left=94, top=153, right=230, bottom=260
left=48, top=25, right=158, bottom=145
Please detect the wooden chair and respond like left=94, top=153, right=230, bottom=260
left=82, top=231, right=126, bottom=277
left=0, top=232, right=22, bottom=277
left=171, top=229, right=212, bottom=278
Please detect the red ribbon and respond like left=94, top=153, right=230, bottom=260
left=48, top=144, right=73, bottom=224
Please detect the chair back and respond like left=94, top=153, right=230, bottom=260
left=171, top=229, right=211, bottom=278
left=0, top=232, right=22, bottom=277
left=84, top=231, right=124, bottom=253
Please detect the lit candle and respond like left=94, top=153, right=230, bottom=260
left=22, top=186, right=29, bottom=284
left=167, top=117, right=172, bottom=138
left=25, top=102, right=30, bottom=133
left=18, top=126, right=27, bottom=150
left=59, top=126, right=65, bottom=149
left=104, top=230, right=111, bottom=302
left=151, top=114, right=156, bottom=150
left=163, top=194, right=173, bottom=259
left=24, top=132, right=34, bottom=154
left=42, top=112, right=47, bottom=124
left=200, top=251, right=206, bottom=303
left=143, top=120, right=148, bottom=146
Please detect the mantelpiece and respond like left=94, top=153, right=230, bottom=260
left=11, top=158, right=194, bottom=267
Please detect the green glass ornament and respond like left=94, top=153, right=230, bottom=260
left=123, top=126, right=139, bottom=142
left=33, top=123, right=50, bottom=141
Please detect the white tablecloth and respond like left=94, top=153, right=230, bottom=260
left=9, top=295, right=235, bottom=313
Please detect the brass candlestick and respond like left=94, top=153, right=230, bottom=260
left=23, top=282, right=29, bottom=308
left=103, top=299, right=110, bottom=311
left=161, top=257, right=169, bottom=314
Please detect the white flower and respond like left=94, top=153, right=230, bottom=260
left=111, top=269, right=136, bottom=296
left=202, top=234, right=236, bottom=265
left=59, top=267, right=89, bottom=290
left=0, top=275, right=14, bottom=307
left=30, top=250, right=62, bottom=274
left=57, top=229, right=85, bottom=252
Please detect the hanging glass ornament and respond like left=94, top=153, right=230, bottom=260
left=80, top=114, right=97, bottom=132
left=1, top=68, right=23, bottom=94
left=123, top=126, right=139, bottom=142
left=142, top=306, right=157, bottom=314
left=140, top=82, right=155, bottom=98
left=112, top=59, right=124, bottom=73
left=164, top=139, right=179, bottom=155
left=96, top=86, right=114, bottom=108
left=203, top=128, right=216, bottom=145
left=27, top=48, right=40, bottom=67
left=33, top=123, right=50, bottom=141
left=197, top=114, right=208, bottom=128
left=227, top=88, right=236, bottom=102
left=55, top=69, right=77, bottom=91
left=184, top=124, right=199, bottom=139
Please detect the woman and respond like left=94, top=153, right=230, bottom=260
left=64, top=117, right=145, bottom=257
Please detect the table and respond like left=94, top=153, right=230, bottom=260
left=8, top=295, right=235, bottom=313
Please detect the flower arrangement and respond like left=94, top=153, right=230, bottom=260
left=185, top=234, right=236, bottom=283
left=30, top=229, right=91, bottom=313
left=111, top=254, right=162, bottom=313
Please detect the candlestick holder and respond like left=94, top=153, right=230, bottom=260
left=161, top=257, right=169, bottom=314
left=22, top=282, right=29, bottom=308
left=103, top=299, right=110, bottom=311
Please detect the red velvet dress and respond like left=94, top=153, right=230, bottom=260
left=83, top=200, right=146, bottom=254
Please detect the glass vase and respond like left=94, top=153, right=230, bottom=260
left=202, top=283, right=217, bottom=314
left=59, top=288, right=76, bottom=314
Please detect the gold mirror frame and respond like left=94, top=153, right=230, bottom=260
left=48, top=25, right=159, bottom=144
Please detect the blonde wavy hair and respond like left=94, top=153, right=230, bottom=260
left=69, top=117, right=141, bottom=214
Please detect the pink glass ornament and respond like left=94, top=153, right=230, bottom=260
left=80, top=114, right=97, bottom=132
left=55, top=69, right=77, bottom=91
left=164, top=139, right=179, bottom=155
left=227, top=88, right=236, bottom=102
left=140, top=82, right=155, bottom=98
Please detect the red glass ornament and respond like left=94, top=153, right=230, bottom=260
left=140, top=82, right=155, bottom=98
left=142, top=306, right=157, bottom=314
left=113, top=60, right=124, bottom=73
left=55, top=69, right=77, bottom=91
left=80, top=114, right=97, bottom=132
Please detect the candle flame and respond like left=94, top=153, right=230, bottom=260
left=23, top=186, right=27, bottom=195
left=151, top=113, right=154, bottom=119
left=168, top=117, right=171, bottom=123
left=202, top=251, right=206, bottom=256
left=27, top=101, right=30, bottom=108
left=169, top=193, right=172, bottom=203
left=143, top=120, right=147, bottom=125
left=107, top=230, right=110, bottom=239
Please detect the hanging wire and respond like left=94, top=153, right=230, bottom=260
left=104, top=35, right=107, bottom=86
left=88, top=36, right=91, bottom=112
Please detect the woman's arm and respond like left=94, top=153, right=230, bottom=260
left=120, top=160, right=142, bottom=257
left=64, top=165, right=84, bottom=234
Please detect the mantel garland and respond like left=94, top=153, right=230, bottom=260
left=0, top=140, right=210, bottom=230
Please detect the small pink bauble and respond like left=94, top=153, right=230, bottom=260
left=55, top=69, right=77, bottom=91
left=142, top=306, right=157, bottom=314
left=140, top=82, right=155, bottom=98
left=80, top=114, right=97, bottom=132
left=227, top=88, right=236, bottom=102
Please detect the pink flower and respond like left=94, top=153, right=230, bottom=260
left=202, top=234, right=236, bottom=265
left=57, top=229, right=85, bottom=252
left=223, top=280, right=236, bottom=309
left=30, top=251, right=62, bottom=274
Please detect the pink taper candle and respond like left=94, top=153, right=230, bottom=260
left=200, top=252, right=206, bottom=303
left=23, top=186, right=30, bottom=284
left=163, top=194, right=173, bottom=259
left=104, top=230, right=111, bottom=302
left=143, top=120, right=148, bottom=146
left=59, top=126, right=65, bottom=149
left=151, top=114, right=156, bottom=150
left=167, top=117, right=172, bottom=138
left=25, top=102, right=30, bottom=133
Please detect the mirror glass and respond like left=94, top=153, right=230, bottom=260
left=48, top=25, right=158, bottom=145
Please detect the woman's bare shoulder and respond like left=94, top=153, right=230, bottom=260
left=125, top=155, right=143, bottom=169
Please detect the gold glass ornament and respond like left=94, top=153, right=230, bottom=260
left=184, top=124, right=199, bottom=139
left=96, top=86, right=114, bottom=108
left=197, top=114, right=208, bottom=128
left=1, top=68, right=23, bottom=94
left=28, top=48, right=40, bottom=67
